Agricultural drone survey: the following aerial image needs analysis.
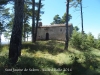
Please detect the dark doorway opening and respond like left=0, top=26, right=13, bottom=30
left=46, top=33, right=49, bottom=40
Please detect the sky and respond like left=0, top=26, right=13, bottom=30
left=39, top=0, right=100, bottom=39
left=1, top=0, right=100, bottom=43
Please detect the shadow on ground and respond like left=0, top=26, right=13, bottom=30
left=67, top=50, right=100, bottom=75
left=0, top=56, right=67, bottom=75
left=1, top=55, right=100, bottom=75
left=21, top=41, right=100, bottom=75
left=22, top=40, right=65, bottom=55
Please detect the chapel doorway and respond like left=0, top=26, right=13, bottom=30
left=46, top=33, right=49, bottom=40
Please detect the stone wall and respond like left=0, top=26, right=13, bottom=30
left=37, top=24, right=73, bottom=41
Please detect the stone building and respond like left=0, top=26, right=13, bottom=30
left=37, top=22, right=73, bottom=41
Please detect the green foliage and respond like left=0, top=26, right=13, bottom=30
left=96, top=34, right=100, bottom=49
left=70, top=26, right=100, bottom=50
left=0, top=41, right=100, bottom=75
left=69, top=0, right=82, bottom=8
left=0, top=7, right=10, bottom=34
left=23, top=23, right=32, bottom=41
left=61, top=13, right=72, bottom=24
left=0, top=22, right=5, bottom=32
left=98, top=33, right=100, bottom=40
left=25, top=0, right=44, bottom=19
left=1, top=0, right=44, bottom=42
left=22, top=40, right=65, bottom=55
left=51, top=14, right=62, bottom=25
left=97, top=40, right=100, bottom=50
left=86, top=32, right=95, bottom=47
left=86, top=33, right=100, bottom=49
left=0, top=43, right=67, bottom=75
left=51, top=13, right=72, bottom=25
left=0, top=0, right=8, bottom=5
left=69, top=30, right=89, bottom=50
left=93, top=39, right=98, bottom=49
left=69, top=30, right=100, bottom=50
left=73, top=26, right=79, bottom=31
left=3, top=17, right=13, bottom=40
left=0, top=5, right=11, bottom=41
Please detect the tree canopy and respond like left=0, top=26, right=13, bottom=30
left=51, top=13, right=72, bottom=25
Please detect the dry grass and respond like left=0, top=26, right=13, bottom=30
left=0, top=40, right=100, bottom=75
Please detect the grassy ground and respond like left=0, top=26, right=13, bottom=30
left=0, top=40, right=100, bottom=75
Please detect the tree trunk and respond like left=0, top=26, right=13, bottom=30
left=23, top=13, right=26, bottom=42
left=9, top=0, right=24, bottom=65
left=80, top=0, right=84, bottom=34
left=0, top=34, right=1, bottom=45
left=32, top=0, right=35, bottom=43
left=34, top=0, right=41, bottom=42
left=27, top=32, right=28, bottom=42
left=65, top=0, right=69, bottom=50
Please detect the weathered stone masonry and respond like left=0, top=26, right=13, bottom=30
left=37, top=23, right=73, bottom=41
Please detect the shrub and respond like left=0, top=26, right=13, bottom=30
left=96, top=40, right=100, bottom=50
left=96, top=33, right=100, bottom=49
left=86, top=32, right=95, bottom=47
left=69, top=30, right=89, bottom=50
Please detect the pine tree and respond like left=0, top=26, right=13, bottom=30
left=65, top=0, right=69, bottom=50
left=9, top=0, right=24, bottom=65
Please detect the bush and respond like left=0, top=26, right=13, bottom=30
left=69, top=30, right=89, bottom=50
left=69, top=30, right=100, bottom=50
left=96, top=33, right=100, bottom=49
left=86, top=33, right=95, bottom=47
left=96, top=40, right=100, bottom=50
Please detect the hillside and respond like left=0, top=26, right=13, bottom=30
left=0, top=40, right=100, bottom=75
